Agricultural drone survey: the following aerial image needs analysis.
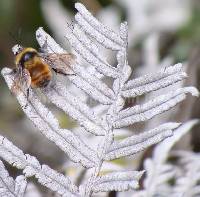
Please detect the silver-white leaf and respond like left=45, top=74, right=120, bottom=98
left=75, top=3, right=124, bottom=50
left=114, top=87, right=199, bottom=128
left=92, top=171, right=144, bottom=192
left=1, top=68, right=98, bottom=168
left=36, top=27, right=115, bottom=104
left=0, top=160, right=27, bottom=197
left=1, top=2, right=199, bottom=197
left=122, top=63, right=187, bottom=97
left=105, top=123, right=179, bottom=160
left=0, top=136, right=79, bottom=197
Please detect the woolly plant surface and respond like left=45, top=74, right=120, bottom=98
left=0, top=3, right=199, bottom=197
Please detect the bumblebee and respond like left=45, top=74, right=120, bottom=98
left=11, top=46, right=75, bottom=95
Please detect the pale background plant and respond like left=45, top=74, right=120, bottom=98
left=0, top=2, right=199, bottom=197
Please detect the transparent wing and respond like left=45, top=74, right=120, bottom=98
left=43, top=53, right=76, bottom=75
left=11, top=68, right=31, bottom=95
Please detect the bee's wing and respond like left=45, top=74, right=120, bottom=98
left=11, top=69, right=31, bottom=95
left=43, top=53, right=76, bottom=75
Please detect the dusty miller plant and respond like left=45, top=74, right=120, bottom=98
left=0, top=3, right=199, bottom=197
left=134, top=120, right=199, bottom=197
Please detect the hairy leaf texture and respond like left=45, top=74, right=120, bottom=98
left=0, top=3, right=199, bottom=197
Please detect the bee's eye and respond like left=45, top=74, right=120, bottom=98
left=23, top=52, right=33, bottom=62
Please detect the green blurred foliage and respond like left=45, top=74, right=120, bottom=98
left=0, top=0, right=45, bottom=67
left=171, top=2, right=200, bottom=62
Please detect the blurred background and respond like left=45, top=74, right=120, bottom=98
left=0, top=0, right=200, bottom=196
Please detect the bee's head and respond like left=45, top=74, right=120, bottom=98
left=14, top=46, right=38, bottom=68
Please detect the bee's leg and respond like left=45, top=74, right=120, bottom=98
left=52, top=68, right=76, bottom=76
left=52, top=68, right=59, bottom=75
left=27, top=88, right=30, bottom=100
left=24, top=88, right=30, bottom=108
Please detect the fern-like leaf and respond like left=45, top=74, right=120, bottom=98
left=0, top=136, right=79, bottom=197
left=0, top=160, right=27, bottom=197
left=1, top=68, right=99, bottom=168
left=122, top=63, right=187, bottom=97
left=92, top=171, right=144, bottom=192
left=135, top=120, right=199, bottom=197
left=0, top=2, right=199, bottom=197
left=105, top=123, right=180, bottom=160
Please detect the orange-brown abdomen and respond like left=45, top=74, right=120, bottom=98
left=28, top=60, right=52, bottom=88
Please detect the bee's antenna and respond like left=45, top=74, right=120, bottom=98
left=9, top=28, right=24, bottom=55
left=9, top=31, right=19, bottom=44
left=9, top=28, right=23, bottom=44
left=17, top=28, right=23, bottom=44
